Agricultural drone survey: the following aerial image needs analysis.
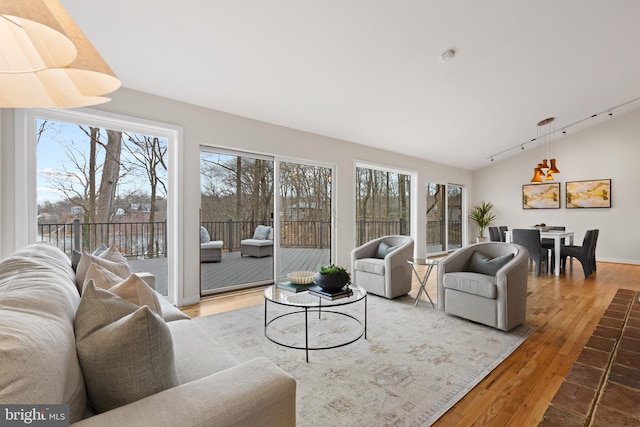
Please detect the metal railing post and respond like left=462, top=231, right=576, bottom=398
left=73, top=219, right=81, bottom=252
left=227, top=219, right=234, bottom=252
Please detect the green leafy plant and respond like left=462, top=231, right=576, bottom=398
left=469, top=201, right=496, bottom=238
left=318, top=264, right=351, bottom=285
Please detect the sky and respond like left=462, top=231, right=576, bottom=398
left=36, top=118, right=168, bottom=206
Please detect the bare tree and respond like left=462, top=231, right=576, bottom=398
left=124, top=134, right=167, bottom=256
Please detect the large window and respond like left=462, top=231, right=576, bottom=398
left=426, top=182, right=463, bottom=254
left=355, top=165, right=411, bottom=245
left=20, top=109, right=181, bottom=302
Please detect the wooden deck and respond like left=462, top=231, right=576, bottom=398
left=129, top=248, right=330, bottom=296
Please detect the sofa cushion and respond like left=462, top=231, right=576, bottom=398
left=240, top=238, right=273, bottom=247
left=443, top=271, right=498, bottom=299
left=466, top=251, right=514, bottom=276
left=169, top=319, right=240, bottom=384
left=0, top=242, right=86, bottom=423
left=75, top=247, right=131, bottom=293
left=376, top=241, right=397, bottom=259
left=354, top=258, right=385, bottom=276
left=75, top=282, right=179, bottom=413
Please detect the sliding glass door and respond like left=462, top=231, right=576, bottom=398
left=200, top=149, right=274, bottom=294
left=426, top=182, right=463, bottom=254
left=278, top=161, right=332, bottom=277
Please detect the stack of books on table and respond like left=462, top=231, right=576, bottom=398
left=308, top=285, right=354, bottom=300
left=276, top=281, right=315, bottom=293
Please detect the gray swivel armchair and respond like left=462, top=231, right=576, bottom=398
left=437, top=242, right=529, bottom=331
left=351, top=235, right=414, bottom=299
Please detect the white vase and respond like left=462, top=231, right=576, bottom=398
left=476, top=236, right=489, bottom=243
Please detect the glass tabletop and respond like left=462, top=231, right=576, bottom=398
left=264, top=284, right=367, bottom=307
left=408, top=258, right=439, bottom=266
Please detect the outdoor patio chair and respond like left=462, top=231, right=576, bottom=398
left=240, top=225, right=274, bottom=258
left=200, top=226, right=223, bottom=262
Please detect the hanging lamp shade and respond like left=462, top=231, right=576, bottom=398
left=540, top=158, right=550, bottom=173
left=530, top=167, right=544, bottom=183
left=549, top=158, right=560, bottom=174
left=545, top=171, right=554, bottom=181
left=0, top=0, right=120, bottom=108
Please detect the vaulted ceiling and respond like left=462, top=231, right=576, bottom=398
left=61, top=0, right=640, bottom=170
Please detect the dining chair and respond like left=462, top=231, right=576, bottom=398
left=541, top=226, right=565, bottom=251
left=559, top=229, right=599, bottom=278
left=512, top=228, right=549, bottom=276
left=488, top=226, right=502, bottom=242
left=498, top=226, right=508, bottom=242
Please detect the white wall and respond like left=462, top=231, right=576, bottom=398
left=472, top=109, right=640, bottom=264
left=0, top=88, right=473, bottom=305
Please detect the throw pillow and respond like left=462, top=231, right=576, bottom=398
left=83, top=263, right=124, bottom=291
left=376, top=241, right=398, bottom=259
left=75, top=247, right=131, bottom=293
left=108, top=274, right=163, bottom=317
left=467, top=251, right=514, bottom=276
left=252, top=225, right=271, bottom=240
left=75, top=282, right=178, bottom=413
left=200, top=226, right=210, bottom=243
left=71, top=245, right=108, bottom=272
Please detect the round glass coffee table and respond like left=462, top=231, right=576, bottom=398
left=264, top=285, right=367, bottom=362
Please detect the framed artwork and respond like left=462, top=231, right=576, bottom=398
left=566, top=179, right=611, bottom=208
left=522, top=183, right=561, bottom=209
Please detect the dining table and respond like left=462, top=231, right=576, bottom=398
left=505, top=229, right=574, bottom=276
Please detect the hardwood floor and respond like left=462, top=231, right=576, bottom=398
left=179, top=261, right=640, bottom=426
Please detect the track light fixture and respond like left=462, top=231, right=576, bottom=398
left=485, top=96, right=640, bottom=163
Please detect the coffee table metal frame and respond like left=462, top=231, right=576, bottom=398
left=264, top=285, right=367, bottom=362
left=407, top=258, right=438, bottom=307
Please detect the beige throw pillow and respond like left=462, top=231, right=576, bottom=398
left=75, top=246, right=131, bottom=293
left=83, top=263, right=124, bottom=290
left=109, top=274, right=163, bottom=317
left=75, top=282, right=179, bottom=413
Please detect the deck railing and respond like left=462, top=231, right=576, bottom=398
left=38, top=218, right=462, bottom=259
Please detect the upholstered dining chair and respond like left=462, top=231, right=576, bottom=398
left=498, top=226, right=509, bottom=242
left=541, top=226, right=566, bottom=251
left=351, top=235, right=414, bottom=299
left=437, top=242, right=529, bottom=331
left=559, top=229, right=599, bottom=278
left=488, top=226, right=502, bottom=242
left=512, top=228, right=549, bottom=276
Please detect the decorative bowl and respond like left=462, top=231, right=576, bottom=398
left=531, top=225, right=551, bottom=232
left=287, top=271, right=315, bottom=285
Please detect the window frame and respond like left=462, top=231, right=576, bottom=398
left=16, top=108, right=183, bottom=304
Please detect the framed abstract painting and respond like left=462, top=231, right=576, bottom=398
left=566, top=179, right=611, bottom=208
left=522, top=183, right=561, bottom=209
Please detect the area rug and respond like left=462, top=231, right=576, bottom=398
left=194, top=294, right=534, bottom=426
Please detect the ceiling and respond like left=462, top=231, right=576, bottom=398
left=60, top=0, right=640, bottom=170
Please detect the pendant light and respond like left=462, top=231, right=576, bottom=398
left=0, top=0, right=120, bottom=108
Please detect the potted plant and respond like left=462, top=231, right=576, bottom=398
left=470, top=201, right=496, bottom=243
left=315, top=264, right=351, bottom=292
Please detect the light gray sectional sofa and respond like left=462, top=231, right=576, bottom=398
left=0, top=242, right=296, bottom=426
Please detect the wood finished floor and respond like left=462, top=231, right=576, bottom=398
left=180, top=260, right=640, bottom=426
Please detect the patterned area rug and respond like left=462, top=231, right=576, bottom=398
left=194, top=294, right=534, bottom=426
